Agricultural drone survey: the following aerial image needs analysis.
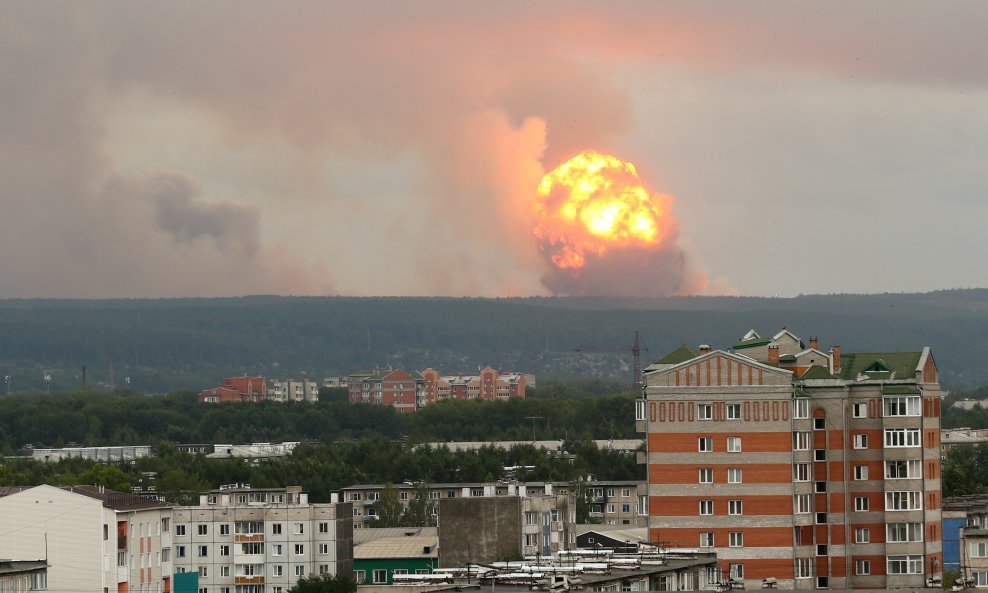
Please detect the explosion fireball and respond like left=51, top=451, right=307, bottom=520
left=532, top=150, right=701, bottom=296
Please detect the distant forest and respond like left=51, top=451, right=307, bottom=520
left=1, top=289, right=987, bottom=393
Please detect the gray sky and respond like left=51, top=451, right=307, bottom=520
left=2, top=1, right=987, bottom=297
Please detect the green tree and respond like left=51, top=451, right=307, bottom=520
left=401, top=482, right=436, bottom=527
left=288, top=573, right=357, bottom=593
left=371, top=483, right=404, bottom=528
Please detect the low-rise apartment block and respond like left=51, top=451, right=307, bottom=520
left=199, top=377, right=318, bottom=404
left=0, top=484, right=174, bottom=593
left=347, top=366, right=528, bottom=412
left=172, top=484, right=352, bottom=593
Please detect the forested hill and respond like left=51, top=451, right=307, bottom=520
left=1, top=289, right=986, bottom=393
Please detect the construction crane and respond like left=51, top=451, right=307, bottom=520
left=573, top=330, right=648, bottom=391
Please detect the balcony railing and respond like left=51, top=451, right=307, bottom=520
left=117, top=535, right=127, bottom=550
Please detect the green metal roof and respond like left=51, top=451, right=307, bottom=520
left=836, top=352, right=922, bottom=380
left=655, top=345, right=698, bottom=365
left=800, top=366, right=837, bottom=380
left=733, top=337, right=771, bottom=349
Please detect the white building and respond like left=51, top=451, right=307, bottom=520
left=0, top=484, right=174, bottom=593
left=268, top=379, right=318, bottom=402
left=172, top=485, right=352, bottom=593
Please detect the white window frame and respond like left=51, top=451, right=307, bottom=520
left=728, top=500, right=743, bottom=516
left=887, top=522, right=923, bottom=543
left=729, top=531, right=743, bottom=548
left=883, top=396, right=921, bottom=417
left=855, top=560, right=871, bottom=576
left=793, top=431, right=810, bottom=450
left=884, top=428, right=920, bottom=448
left=855, top=528, right=870, bottom=544
left=698, top=468, right=713, bottom=483
left=698, top=436, right=713, bottom=452
left=853, top=434, right=868, bottom=449
left=886, top=491, right=922, bottom=511
left=698, top=404, right=713, bottom=420
left=728, top=467, right=742, bottom=484
left=793, top=399, right=810, bottom=419
left=887, top=555, right=923, bottom=575
left=854, top=465, right=868, bottom=480
left=794, top=494, right=811, bottom=514
left=727, top=404, right=741, bottom=420
left=699, top=500, right=713, bottom=515
left=727, top=436, right=742, bottom=453
left=852, top=402, right=868, bottom=418
left=699, top=532, right=714, bottom=548
left=854, top=496, right=869, bottom=512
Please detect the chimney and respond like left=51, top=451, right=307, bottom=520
left=830, top=345, right=841, bottom=374
left=809, top=336, right=819, bottom=351
left=699, top=345, right=711, bottom=355
left=767, top=345, right=780, bottom=364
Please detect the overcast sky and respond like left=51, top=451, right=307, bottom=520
left=2, top=1, right=987, bottom=298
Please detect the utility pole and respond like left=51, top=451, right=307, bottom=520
left=526, top=416, right=543, bottom=443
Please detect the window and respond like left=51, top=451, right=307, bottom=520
left=219, top=524, right=230, bottom=536
left=197, top=525, right=207, bottom=536
left=162, top=548, right=170, bottom=562
left=219, top=545, right=230, bottom=557
left=729, top=531, right=743, bottom=548
left=622, top=488, right=631, bottom=497
left=294, top=544, right=305, bottom=556
left=196, top=545, right=208, bottom=557
left=162, top=518, right=170, bottom=532
left=400, top=491, right=409, bottom=501
left=887, top=491, right=922, bottom=511
left=814, top=417, right=826, bottom=430
left=699, top=500, right=713, bottom=515
left=621, top=504, right=631, bottom=513
left=815, top=481, right=827, bottom=493
left=884, top=396, right=921, bottom=417
left=727, top=403, right=741, bottom=420
left=698, top=437, right=713, bottom=452
left=795, top=558, right=812, bottom=579
left=318, top=522, right=329, bottom=533
left=318, top=543, right=330, bottom=555
left=698, top=404, right=712, bottom=420
left=815, top=512, right=827, bottom=524
left=794, top=494, right=810, bottom=514
left=793, top=431, right=810, bottom=450
left=221, top=566, right=230, bottom=577
left=816, top=577, right=829, bottom=589
left=271, top=523, right=283, bottom=535
left=273, top=565, right=284, bottom=576
left=729, top=500, right=743, bottom=515
left=885, top=428, right=920, bottom=448
left=793, top=463, right=810, bottom=482
left=855, top=528, right=870, bottom=544
left=525, top=533, right=539, bottom=546
left=728, top=468, right=742, bottom=484
left=471, top=488, right=484, bottom=497
left=241, top=543, right=263, bottom=555
left=698, top=468, right=713, bottom=484
left=793, top=399, right=809, bottom=419
left=176, top=525, right=187, bottom=536
left=349, top=492, right=363, bottom=501
left=295, top=566, right=305, bottom=577
left=853, top=434, right=868, bottom=449
left=971, top=542, right=988, bottom=558
left=816, top=544, right=827, bottom=556
left=854, top=465, right=868, bottom=480
left=525, top=512, right=537, bottom=525
left=886, top=459, right=922, bottom=479
left=976, top=573, right=988, bottom=587
left=294, top=523, right=305, bottom=535
left=607, top=503, right=615, bottom=513
left=272, top=544, right=283, bottom=556
left=814, top=449, right=826, bottom=461
left=429, top=491, right=440, bottom=500
left=852, top=402, right=867, bottom=418
left=373, top=569, right=388, bottom=584
left=729, top=564, right=744, bottom=580
left=854, top=496, right=869, bottom=512
left=855, top=560, right=871, bottom=576
left=699, top=532, right=714, bottom=548
left=198, top=567, right=208, bottom=577
left=887, top=523, right=923, bottom=543
left=176, top=545, right=186, bottom=558
left=887, top=555, right=923, bottom=574
left=727, top=437, right=742, bottom=453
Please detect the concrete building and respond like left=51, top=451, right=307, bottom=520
left=171, top=484, right=352, bottom=593
left=268, top=379, right=318, bottom=402
left=206, top=442, right=300, bottom=460
left=0, top=560, right=48, bottom=592
left=438, top=489, right=574, bottom=566
left=942, top=428, right=988, bottom=459
left=639, top=329, right=943, bottom=589
left=583, top=480, right=648, bottom=527
left=0, top=484, right=174, bottom=593
left=28, top=445, right=152, bottom=463
left=943, top=495, right=988, bottom=585
left=199, top=377, right=268, bottom=403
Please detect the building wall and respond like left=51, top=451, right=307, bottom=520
left=642, top=346, right=942, bottom=590
left=438, top=497, right=522, bottom=566
left=353, top=557, right=438, bottom=585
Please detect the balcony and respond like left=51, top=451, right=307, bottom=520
left=635, top=419, right=647, bottom=433
left=235, top=576, right=265, bottom=585
left=234, top=534, right=264, bottom=543
left=588, top=511, right=603, bottom=518
left=117, top=535, right=127, bottom=550
left=117, top=566, right=129, bottom=583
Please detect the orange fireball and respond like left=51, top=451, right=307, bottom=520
left=533, top=150, right=668, bottom=270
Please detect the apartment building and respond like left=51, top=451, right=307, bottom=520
left=171, top=484, right=352, bottom=593
left=0, top=561, right=47, bottom=592
left=347, top=366, right=528, bottom=412
left=582, top=480, right=648, bottom=526
left=199, top=377, right=268, bottom=403
left=420, top=367, right=527, bottom=402
left=943, top=495, right=988, bottom=586
left=347, top=368, right=426, bottom=413
left=639, top=329, right=943, bottom=589
left=0, top=484, right=174, bottom=593
left=268, top=379, right=318, bottom=403
left=438, top=490, right=575, bottom=566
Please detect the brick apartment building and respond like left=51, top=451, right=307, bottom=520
left=638, top=329, right=943, bottom=589
left=348, top=366, right=526, bottom=412
left=199, top=377, right=318, bottom=403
